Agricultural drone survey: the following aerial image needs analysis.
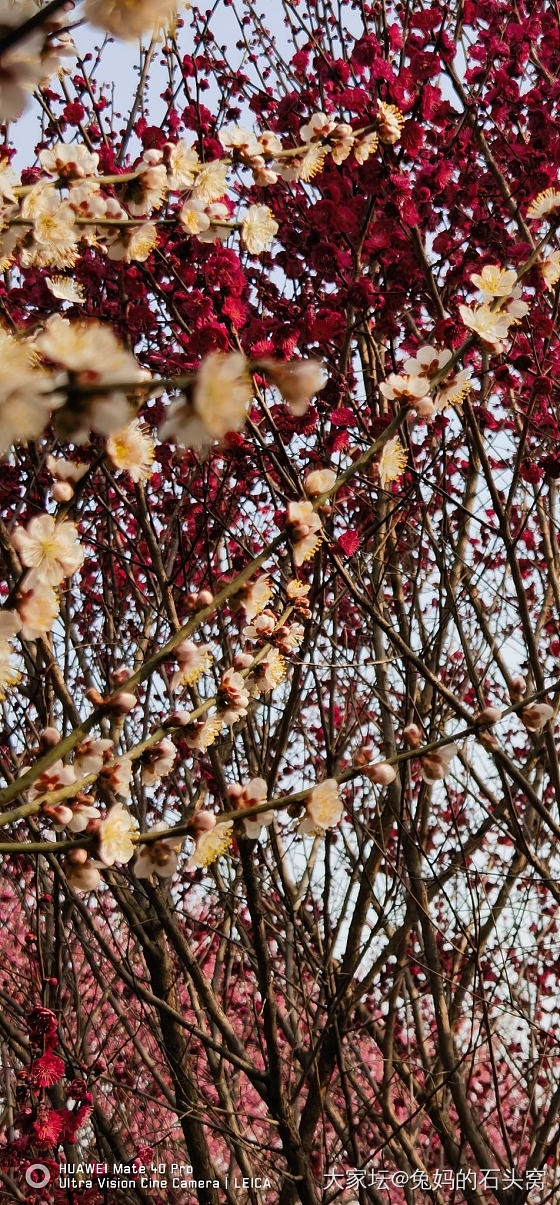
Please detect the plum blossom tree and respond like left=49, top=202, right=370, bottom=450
left=0, top=0, right=559, bottom=1202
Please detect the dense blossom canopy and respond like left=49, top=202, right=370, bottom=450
left=0, top=0, right=560, bottom=1202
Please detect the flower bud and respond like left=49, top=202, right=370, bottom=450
left=66, top=863, right=102, bottom=892
left=509, top=675, right=526, bottom=702
left=474, top=707, right=502, bottom=726
left=415, top=397, right=436, bottom=419
left=107, top=691, right=136, bottom=715
left=190, top=810, right=217, bottom=834
left=39, top=726, right=61, bottom=750
left=67, top=846, right=89, bottom=865
left=52, top=481, right=74, bottom=502
left=403, top=723, right=423, bottom=748
left=364, top=762, right=397, bottom=785
left=162, top=710, right=192, bottom=728
left=111, top=667, right=130, bottom=686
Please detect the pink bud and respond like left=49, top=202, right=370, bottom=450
left=197, top=590, right=214, bottom=607
left=52, top=481, right=74, bottom=502
left=67, top=846, right=89, bottom=865
left=364, top=762, right=397, bottom=785
left=353, top=744, right=374, bottom=767
left=190, top=811, right=217, bottom=834
left=163, top=710, right=192, bottom=728
left=39, top=726, right=61, bottom=749
left=403, top=723, right=423, bottom=748
left=509, top=675, right=526, bottom=702
left=474, top=707, right=502, bottom=726
left=107, top=691, right=136, bottom=715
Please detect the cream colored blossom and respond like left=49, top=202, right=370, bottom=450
left=420, top=743, right=458, bottom=784
left=434, top=368, right=471, bottom=410
left=287, top=501, right=323, bottom=566
left=217, top=668, right=250, bottom=725
left=379, top=373, right=430, bottom=403
left=36, top=316, right=148, bottom=442
left=193, top=352, right=252, bottom=440
left=299, top=144, right=328, bottom=181
left=241, top=205, right=278, bottom=255
left=0, top=640, right=20, bottom=701
left=183, top=714, right=222, bottom=751
left=107, top=420, right=155, bottom=482
left=0, top=159, right=19, bottom=203
left=541, top=251, right=560, bottom=288
left=331, top=123, right=355, bottom=164
left=458, top=304, right=514, bottom=352
left=179, top=198, right=212, bottom=236
left=98, top=803, right=136, bottom=866
left=402, top=345, right=452, bottom=380
left=0, top=331, right=62, bottom=456
left=354, top=132, right=378, bottom=164
left=186, top=821, right=233, bottom=869
left=166, top=140, right=200, bottom=189
left=17, top=582, right=59, bottom=640
left=66, top=862, right=102, bottom=892
left=12, top=515, right=84, bottom=588
left=107, top=222, right=159, bottom=263
left=141, top=738, right=176, bottom=786
left=300, top=112, right=335, bottom=142
left=240, top=575, right=273, bottom=622
left=247, top=649, right=286, bottom=694
left=305, top=468, right=336, bottom=496
left=377, top=101, right=405, bottom=144
left=299, top=779, right=342, bottom=835
left=471, top=265, right=517, bottom=298
left=102, top=756, right=133, bottom=797
left=85, top=0, right=179, bottom=38
left=171, top=640, right=212, bottom=690
left=259, top=358, right=327, bottom=416
left=0, top=0, right=60, bottom=121
left=124, top=160, right=167, bottom=217
left=219, top=125, right=262, bottom=160
left=134, top=833, right=182, bottom=879
left=39, top=144, right=99, bottom=181
left=190, top=160, right=229, bottom=205
left=228, top=778, right=272, bottom=840
left=0, top=610, right=20, bottom=641
left=527, top=188, right=560, bottom=222
left=46, top=277, right=86, bottom=305
left=378, top=436, right=407, bottom=490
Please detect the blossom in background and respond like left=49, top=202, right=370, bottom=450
left=171, top=640, right=212, bottom=690
left=298, top=779, right=343, bottom=835
left=521, top=703, right=554, bottom=732
left=98, top=803, right=136, bottom=866
left=419, top=743, right=458, bottom=784
left=17, top=582, right=59, bottom=640
left=0, top=0, right=74, bottom=121
left=471, top=265, right=518, bottom=298
left=241, top=205, right=278, bottom=254
left=12, top=515, right=84, bottom=588
left=378, top=436, right=407, bottom=490
left=0, top=330, right=63, bottom=457
left=39, top=144, right=100, bottom=181
left=376, top=101, right=405, bottom=143
left=101, top=756, right=134, bottom=798
left=134, top=832, right=182, bottom=880
left=305, top=468, right=337, bottom=496
left=46, top=277, right=86, bottom=305
left=107, top=420, right=155, bottom=482
left=259, top=357, right=327, bottom=417
left=0, top=639, right=20, bottom=701
left=85, top=0, right=180, bottom=39
left=186, top=815, right=233, bottom=869
left=228, top=778, right=272, bottom=839
left=458, top=304, right=514, bottom=352
left=46, top=455, right=89, bottom=503
left=541, top=251, right=560, bottom=288
left=526, top=187, right=560, bottom=222
left=217, top=669, right=250, bottom=726
left=73, top=737, right=114, bottom=776
left=141, top=738, right=176, bottom=786
left=286, top=501, right=323, bottom=566
left=240, top=575, right=273, bottom=622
